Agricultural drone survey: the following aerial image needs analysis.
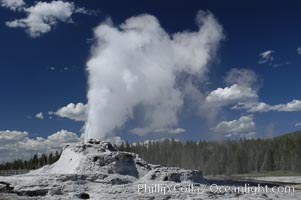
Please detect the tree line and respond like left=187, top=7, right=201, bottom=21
left=119, top=131, right=301, bottom=175
left=1, top=131, right=300, bottom=175
left=0, top=151, right=61, bottom=170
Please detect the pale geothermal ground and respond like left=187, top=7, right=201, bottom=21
left=0, top=140, right=300, bottom=200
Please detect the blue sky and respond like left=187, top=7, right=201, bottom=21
left=1, top=0, right=301, bottom=146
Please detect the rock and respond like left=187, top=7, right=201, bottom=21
left=0, top=183, right=6, bottom=192
left=16, top=188, right=49, bottom=197
left=0, top=181, right=13, bottom=193
left=77, top=192, right=90, bottom=199
left=142, top=168, right=205, bottom=183
left=48, top=186, right=63, bottom=196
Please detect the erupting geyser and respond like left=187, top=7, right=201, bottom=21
left=84, top=10, right=223, bottom=141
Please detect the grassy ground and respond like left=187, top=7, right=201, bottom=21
left=231, top=171, right=301, bottom=178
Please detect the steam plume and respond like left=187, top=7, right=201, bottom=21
left=85, top=11, right=223, bottom=141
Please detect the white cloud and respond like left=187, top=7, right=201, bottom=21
left=35, top=112, right=44, bottom=119
left=205, top=84, right=257, bottom=106
left=215, top=69, right=301, bottom=114
left=47, top=129, right=80, bottom=145
left=105, top=136, right=125, bottom=146
left=205, top=68, right=258, bottom=108
left=130, top=127, right=186, bottom=136
left=233, top=102, right=270, bottom=112
left=212, top=115, right=256, bottom=138
left=239, top=132, right=256, bottom=140
left=5, top=1, right=96, bottom=38
left=266, top=99, right=301, bottom=112
left=297, top=47, right=301, bottom=54
left=154, top=128, right=186, bottom=134
left=234, top=99, right=301, bottom=113
left=130, top=128, right=151, bottom=136
left=0, top=130, right=28, bottom=144
left=0, top=0, right=25, bottom=11
left=295, top=123, right=301, bottom=127
left=259, top=50, right=274, bottom=64
left=53, top=102, right=87, bottom=121
left=85, top=10, right=224, bottom=140
left=75, top=7, right=99, bottom=16
left=0, top=129, right=81, bottom=162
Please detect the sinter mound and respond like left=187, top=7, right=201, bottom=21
left=30, top=139, right=205, bottom=183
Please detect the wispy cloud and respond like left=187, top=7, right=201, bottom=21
left=130, top=127, right=186, bottom=136
left=259, top=50, right=274, bottom=64
left=35, top=112, right=44, bottom=119
left=297, top=47, right=301, bottom=54
left=47, top=66, right=71, bottom=72
left=3, top=0, right=98, bottom=38
left=258, top=50, right=290, bottom=67
left=295, top=122, right=301, bottom=127
left=0, top=0, right=25, bottom=11
left=233, top=99, right=301, bottom=113
left=154, top=128, right=186, bottom=134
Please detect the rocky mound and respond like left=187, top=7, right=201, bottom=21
left=0, top=140, right=208, bottom=199
left=1, top=140, right=301, bottom=199
left=29, top=139, right=205, bottom=183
